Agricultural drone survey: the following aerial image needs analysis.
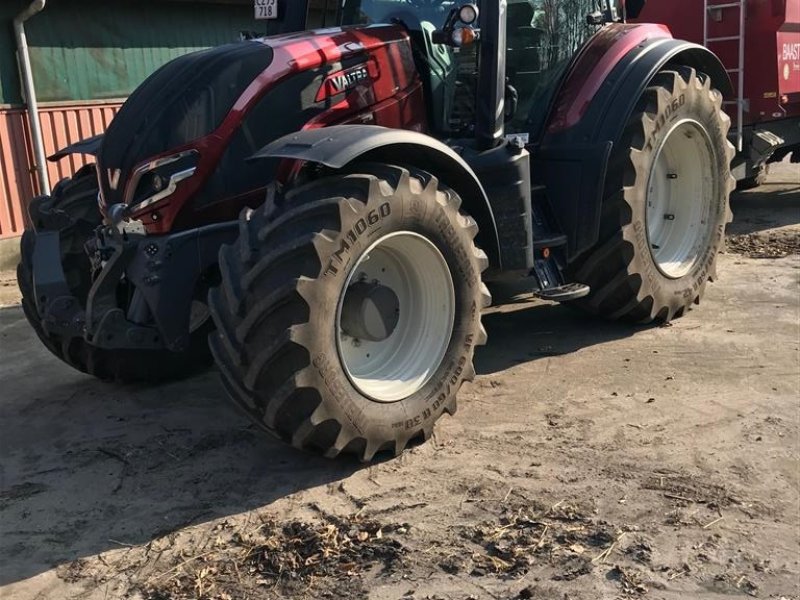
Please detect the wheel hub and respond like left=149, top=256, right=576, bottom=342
left=646, top=119, right=714, bottom=279
left=336, top=231, right=456, bottom=403
left=340, top=281, right=400, bottom=342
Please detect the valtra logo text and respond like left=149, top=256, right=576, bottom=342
left=316, top=63, right=374, bottom=101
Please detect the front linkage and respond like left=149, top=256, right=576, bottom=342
left=32, top=210, right=237, bottom=354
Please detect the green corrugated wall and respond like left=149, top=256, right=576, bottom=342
left=1, top=0, right=267, bottom=105
left=0, top=1, right=27, bottom=105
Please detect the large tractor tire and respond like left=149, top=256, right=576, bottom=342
left=17, top=165, right=212, bottom=382
left=209, top=164, right=491, bottom=461
left=568, top=67, right=735, bottom=322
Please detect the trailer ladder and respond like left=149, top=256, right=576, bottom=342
left=704, top=0, right=745, bottom=151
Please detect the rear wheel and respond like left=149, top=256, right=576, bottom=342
left=568, top=67, right=735, bottom=322
left=17, top=165, right=212, bottom=382
left=208, top=164, right=491, bottom=460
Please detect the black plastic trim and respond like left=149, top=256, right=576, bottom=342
left=48, top=134, right=104, bottom=162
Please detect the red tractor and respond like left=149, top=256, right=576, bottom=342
left=19, top=0, right=735, bottom=460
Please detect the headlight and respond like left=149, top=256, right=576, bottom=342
left=126, top=150, right=199, bottom=210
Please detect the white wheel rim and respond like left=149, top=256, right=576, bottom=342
left=336, top=231, right=455, bottom=403
left=646, top=119, right=714, bottom=279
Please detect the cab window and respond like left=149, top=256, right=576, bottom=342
left=505, top=0, right=596, bottom=136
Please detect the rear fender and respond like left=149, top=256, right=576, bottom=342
left=252, top=125, right=502, bottom=269
left=537, top=25, right=732, bottom=259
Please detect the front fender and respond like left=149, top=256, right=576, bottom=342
left=47, top=134, right=104, bottom=161
left=252, top=125, right=503, bottom=269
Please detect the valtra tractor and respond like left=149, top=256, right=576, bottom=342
left=18, top=0, right=736, bottom=461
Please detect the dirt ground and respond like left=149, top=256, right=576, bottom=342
left=0, top=160, right=798, bottom=600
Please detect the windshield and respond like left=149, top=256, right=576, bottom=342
left=523, top=0, right=597, bottom=67
left=338, top=0, right=458, bottom=28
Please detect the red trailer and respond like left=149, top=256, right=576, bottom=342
left=635, top=0, right=800, bottom=186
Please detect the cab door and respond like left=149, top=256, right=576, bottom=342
left=505, top=0, right=598, bottom=142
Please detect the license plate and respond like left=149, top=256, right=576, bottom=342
left=254, top=0, right=278, bottom=20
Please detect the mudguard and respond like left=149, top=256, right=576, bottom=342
left=537, top=24, right=733, bottom=259
left=48, top=134, right=104, bottom=161
left=253, top=124, right=503, bottom=269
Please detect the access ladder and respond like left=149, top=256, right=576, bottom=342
left=704, top=0, right=745, bottom=151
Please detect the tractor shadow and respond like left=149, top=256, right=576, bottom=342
left=0, top=295, right=677, bottom=587
left=0, top=305, right=362, bottom=587
left=475, top=293, right=645, bottom=376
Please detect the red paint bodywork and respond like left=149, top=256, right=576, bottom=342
left=634, top=0, right=800, bottom=124
left=546, top=23, right=673, bottom=134
left=129, top=25, right=426, bottom=235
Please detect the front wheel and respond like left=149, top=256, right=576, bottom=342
left=568, top=67, right=735, bottom=322
left=208, top=164, right=491, bottom=461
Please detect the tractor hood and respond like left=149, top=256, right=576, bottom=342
left=92, top=24, right=419, bottom=234
left=97, top=41, right=274, bottom=208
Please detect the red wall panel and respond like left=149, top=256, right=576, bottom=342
left=0, top=101, right=122, bottom=239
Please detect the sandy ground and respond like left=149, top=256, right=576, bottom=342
left=0, top=162, right=798, bottom=600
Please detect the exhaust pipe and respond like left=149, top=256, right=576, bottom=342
left=14, top=0, right=50, bottom=195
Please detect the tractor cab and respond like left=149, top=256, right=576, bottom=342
left=304, top=0, right=614, bottom=147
